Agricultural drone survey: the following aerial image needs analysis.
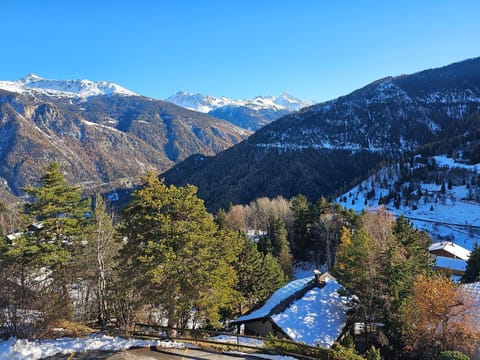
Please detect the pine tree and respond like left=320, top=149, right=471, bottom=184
left=317, top=196, right=330, bottom=215
left=291, top=195, right=311, bottom=260
left=0, top=232, right=42, bottom=337
left=257, top=253, right=287, bottom=300
left=22, top=162, right=91, bottom=321
left=118, top=172, right=239, bottom=332
left=234, top=235, right=265, bottom=312
left=258, top=219, right=294, bottom=279
left=257, top=233, right=273, bottom=255
left=462, top=242, right=480, bottom=283
left=23, top=163, right=90, bottom=267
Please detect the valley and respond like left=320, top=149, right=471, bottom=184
left=2, top=56, right=480, bottom=360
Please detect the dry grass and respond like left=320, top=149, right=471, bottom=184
left=45, top=320, right=96, bottom=338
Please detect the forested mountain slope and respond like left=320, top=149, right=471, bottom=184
left=0, top=75, right=250, bottom=194
left=163, top=57, right=480, bottom=211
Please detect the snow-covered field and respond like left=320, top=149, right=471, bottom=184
left=0, top=334, right=301, bottom=360
left=0, top=334, right=184, bottom=360
left=337, top=155, right=480, bottom=251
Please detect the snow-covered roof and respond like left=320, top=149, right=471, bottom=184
left=434, top=256, right=467, bottom=274
left=235, top=273, right=353, bottom=348
left=429, top=241, right=470, bottom=261
left=460, top=282, right=480, bottom=306
left=458, top=282, right=480, bottom=330
left=6, top=232, right=22, bottom=241
left=271, top=276, right=350, bottom=347
left=236, top=276, right=314, bottom=322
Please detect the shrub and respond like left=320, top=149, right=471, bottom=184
left=366, top=345, right=382, bottom=360
left=263, top=335, right=331, bottom=359
left=438, top=351, right=470, bottom=360
left=44, top=320, right=95, bottom=338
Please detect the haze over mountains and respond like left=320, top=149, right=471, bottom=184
left=0, top=75, right=250, bottom=195
left=167, top=91, right=313, bottom=130
left=162, top=57, right=480, bottom=211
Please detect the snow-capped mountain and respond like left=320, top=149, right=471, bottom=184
left=167, top=91, right=310, bottom=113
left=166, top=91, right=313, bottom=130
left=0, top=77, right=250, bottom=195
left=0, top=74, right=138, bottom=98
left=162, top=57, right=480, bottom=211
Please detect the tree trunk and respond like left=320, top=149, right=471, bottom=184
left=97, top=235, right=108, bottom=329
left=167, top=303, right=177, bottom=338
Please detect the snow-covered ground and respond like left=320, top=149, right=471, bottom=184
left=336, top=155, right=480, bottom=251
left=209, top=335, right=264, bottom=347
left=0, top=334, right=184, bottom=360
left=0, top=334, right=301, bottom=360
left=293, top=262, right=322, bottom=280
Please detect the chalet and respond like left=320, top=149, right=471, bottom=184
left=429, top=241, right=470, bottom=277
left=233, top=272, right=355, bottom=348
left=429, top=241, right=470, bottom=260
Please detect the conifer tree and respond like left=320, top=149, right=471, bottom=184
left=234, top=235, right=264, bottom=312
left=0, top=232, right=42, bottom=337
left=317, top=196, right=330, bottom=215
left=291, top=195, right=311, bottom=259
left=461, top=242, right=480, bottom=283
left=258, top=219, right=293, bottom=279
left=119, top=172, right=239, bottom=333
left=257, top=253, right=287, bottom=300
left=23, top=162, right=90, bottom=321
left=334, top=211, right=432, bottom=356
left=23, top=163, right=90, bottom=266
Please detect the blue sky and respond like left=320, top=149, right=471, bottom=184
left=1, top=0, right=479, bottom=102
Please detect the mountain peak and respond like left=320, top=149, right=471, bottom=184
left=20, top=73, right=43, bottom=83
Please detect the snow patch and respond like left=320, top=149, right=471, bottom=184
left=0, top=334, right=183, bottom=360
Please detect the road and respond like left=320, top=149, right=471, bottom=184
left=42, top=347, right=260, bottom=360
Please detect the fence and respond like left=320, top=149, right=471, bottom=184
left=132, top=323, right=333, bottom=360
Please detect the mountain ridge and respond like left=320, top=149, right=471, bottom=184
left=162, top=57, right=480, bottom=211
left=0, top=74, right=138, bottom=98
left=0, top=83, right=250, bottom=195
left=166, top=91, right=312, bottom=113
left=167, top=91, right=314, bottom=130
